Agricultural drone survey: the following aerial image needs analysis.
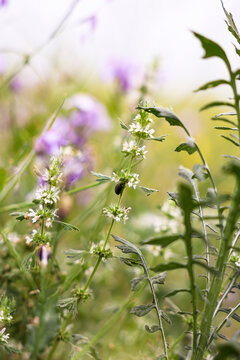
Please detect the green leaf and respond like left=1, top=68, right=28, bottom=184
left=137, top=106, right=186, bottom=130
left=55, top=220, right=80, bottom=231
left=178, top=183, right=194, bottom=213
left=194, top=79, right=230, bottom=92
left=149, top=136, right=167, bottom=142
left=192, top=260, right=218, bottom=274
left=138, top=186, right=159, bottom=196
left=143, top=234, right=182, bottom=248
left=214, top=111, right=237, bottom=118
left=151, top=261, right=187, bottom=272
left=193, top=32, right=230, bottom=67
left=0, top=168, right=7, bottom=192
left=193, top=164, right=209, bottom=181
left=211, top=117, right=237, bottom=127
left=175, top=142, right=197, bottom=155
left=119, top=257, right=142, bottom=267
left=131, top=275, right=146, bottom=291
left=164, top=289, right=191, bottom=298
left=10, top=211, right=26, bottom=221
left=130, top=304, right=155, bottom=317
left=220, top=135, right=240, bottom=147
left=221, top=0, right=240, bottom=45
left=214, top=126, right=238, bottom=131
left=151, top=272, right=167, bottom=285
left=178, top=166, right=194, bottom=186
left=145, top=324, right=161, bottom=333
left=64, top=249, right=87, bottom=261
left=200, top=101, right=235, bottom=111
left=119, top=119, right=129, bottom=131
left=91, top=171, right=112, bottom=183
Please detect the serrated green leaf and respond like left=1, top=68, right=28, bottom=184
left=151, top=272, right=167, bottom=285
left=119, top=257, right=142, bottom=267
left=55, top=221, right=80, bottom=231
left=138, top=186, right=159, bottom=196
left=221, top=0, right=240, bottom=45
left=193, top=164, right=209, bottom=181
left=130, top=304, right=155, bottom=317
left=143, top=234, right=182, bottom=247
left=220, top=135, right=240, bottom=147
left=131, top=275, right=146, bottom=291
left=10, top=211, right=26, bottom=221
left=193, top=31, right=230, bottom=67
left=137, top=106, right=186, bottom=130
left=151, top=261, right=187, bottom=272
left=200, top=101, right=235, bottom=111
left=149, top=136, right=167, bottom=142
left=145, top=324, right=161, bottom=333
left=164, top=288, right=191, bottom=298
left=91, top=171, right=111, bottom=183
left=194, top=79, right=230, bottom=92
left=175, top=142, right=197, bottom=155
left=119, top=119, right=129, bottom=131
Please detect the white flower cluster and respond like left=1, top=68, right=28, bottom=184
left=230, top=252, right=240, bottom=268
left=103, top=206, right=131, bottom=223
left=129, top=122, right=155, bottom=139
left=0, top=309, right=12, bottom=323
left=111, top=171, right=139, bottom=190
left=24, top=156, right=62, bottom=245
left=0, top=327, right=9, bottom=344
left=122, top=140, right=148, bottom=159
left=35, top=186, right=60, bottom=205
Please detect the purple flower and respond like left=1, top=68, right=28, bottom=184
left=9, top=77, right=22, bottom=93
left=0, top=0, right=7, bottom=6
left=63, top=151, right=93, bottom=187
left=103, top=59, right=143, bottom=93
left=35, top=117, right=72, bottom=156
left=66, top=94, right=112, bottom=143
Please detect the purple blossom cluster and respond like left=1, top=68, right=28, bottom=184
left=35, top=93, right=111, bottom=187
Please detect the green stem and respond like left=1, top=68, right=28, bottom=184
left=67, top=182, right=102, bottom=195
left=195, top=180, right=240, bottom=360
left=71, top=283, right=146, bottom=360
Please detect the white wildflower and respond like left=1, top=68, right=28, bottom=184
left=28, top=209, right=40, bottom=224
left=0, top=327, right=9, bottom=344
left=103, top=206, right=131, bottom=224
left=35, top=186, right=60, bottom=205
left=122, top=140, right=148, bottom=158
left=129, top=122, right=155, bottom=139
left=127, top=173, right=139, bottom=189
left=25, top=229, right=38, bottom=245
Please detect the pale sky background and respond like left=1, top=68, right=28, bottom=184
left=0, top=0, right=239, bottom=97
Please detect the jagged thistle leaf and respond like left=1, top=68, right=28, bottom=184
left=130, top=304, right=155, bottom=317
left=143, top=234, right=182, bottom=247
left=145, top=324, right=161, bottom=333
left=151, top=272, right=167, bottom=285
left=221, top=0, right=240, bottom=45
left=136, top=106, right=186, bottom=130
left=131, top=275, right=146, bottom=291
left=175, top=142, right=197, bottom=155
left=193, top=31, right=230, bottom=65
left=193, top=164, right=209, bottom=181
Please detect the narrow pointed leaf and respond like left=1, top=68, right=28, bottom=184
left=220, top=135, right=240, bottom=147
left=119, top=119, right=129, bottom=130
left=164, top=289, right=191, bottom=298
left=91, top=171, right=112, bottom=183
left=200, top=101, right=235, bottom=111
left=143, top=234, right=182, bottom=247
left=194, top=79, right=230, bottom=92
left=138, top=186, right=159, bottom=196
left=151, top=262, right=187, bottom=272
left=55, top=221, right=80, bottom=231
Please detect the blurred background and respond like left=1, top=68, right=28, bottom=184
left=0, top=0, right=239, bottom=359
